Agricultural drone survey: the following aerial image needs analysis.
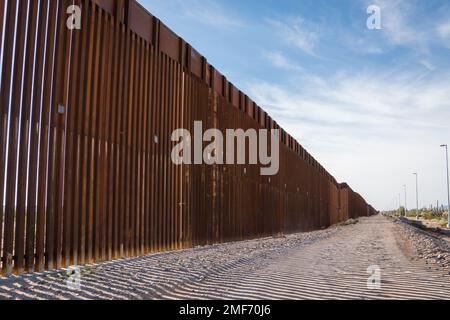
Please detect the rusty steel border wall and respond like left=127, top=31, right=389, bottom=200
left=0, top=0, right=377, bottom=275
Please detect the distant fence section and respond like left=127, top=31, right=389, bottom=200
left=0, top=0, right=377, bottom=275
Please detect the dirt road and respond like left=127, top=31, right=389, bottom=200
left=1, top=215, right=449, bottom=300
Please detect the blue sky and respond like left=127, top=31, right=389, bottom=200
left=141, top=0, right=450, bottom=211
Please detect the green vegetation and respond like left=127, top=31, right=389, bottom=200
left=383, top=207, right=407, bottom=217
left=383, top=207, right=449, bottom=228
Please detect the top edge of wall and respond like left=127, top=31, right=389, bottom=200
left=92, top=0, right=348, bottom=189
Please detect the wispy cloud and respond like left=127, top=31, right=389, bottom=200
left=365, top=0, right=450, bottom=52
left=246, top=67, right=450, bottom=209
left=263, top=51, right=304, bottom=72
left=342, top=32, right=387, bottom=55
left=376, top=0, right=423, bottom=46
left=248, top=69, right=450, bottom=141
left=437, top=20, right=450, bottom=38
left=419, top=60, right=436, bottom=71
left=268, top=16, right=320, bottom=57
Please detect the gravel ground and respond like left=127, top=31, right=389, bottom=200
left=391, top=216, right=450, bottom=270
left=0, top=215, right=449, bottom=300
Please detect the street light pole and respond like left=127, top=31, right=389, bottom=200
left=413, top=173, right=419, bottom=220
left=441, top=144, right=450, bottom=228
left=403, top=184, right=407, bottom=216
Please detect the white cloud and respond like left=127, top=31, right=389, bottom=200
left=437, top=20, right=450, bottom=38
left=268, top=17, right=319, bottom=57
left=376, top=0, right=423, bottom=46
left=343, top=35, right=387, bottom=55
left=263, top=51, right=304, bottom=72
left=246, top=68, right=450, bottom=210
left=365, top=0, right=450, bottom=52
left=419, top=60, right=436, bottom=71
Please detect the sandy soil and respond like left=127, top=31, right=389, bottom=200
left=0, top=215, right=449, bottom=300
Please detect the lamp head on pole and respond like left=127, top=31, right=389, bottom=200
left=441, top=144, right=447, bottom=148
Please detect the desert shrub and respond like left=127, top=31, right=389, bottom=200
left=421, top=210, right=435, bottom=220
left=406, top=211, right=417, bottom=218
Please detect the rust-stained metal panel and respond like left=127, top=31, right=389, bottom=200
left=214, top=69, right=223, bottom=96
left=93, top=0, right=116, bottom=15
left=190, top=47, right=202, bottom=79
left=128, top=0, right=153, bottom=44
left=159, top=22, right=179, bottom=62
left=3, top=0, right=27, bottom=275
left=231, top=85, right=239, bottom=108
